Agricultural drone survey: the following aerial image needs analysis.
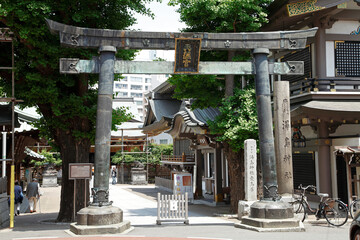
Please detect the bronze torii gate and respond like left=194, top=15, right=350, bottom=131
left=46, top=19, right=317, bottom=234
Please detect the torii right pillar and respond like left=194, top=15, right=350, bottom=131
left=236, top=48, right=303, bottom=232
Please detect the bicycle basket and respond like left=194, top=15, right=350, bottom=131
left=324, top=200, right=335, bottom=210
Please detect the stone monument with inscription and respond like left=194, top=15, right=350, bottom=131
left=274, top=81, right=294, bottom=200
left=238, top=139, right=257, bottom=218
left=130, top=161, right=147, bottom=185
left=42, top=165, right=58, bottom=187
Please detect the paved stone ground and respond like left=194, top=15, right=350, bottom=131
left=0, top=183, right=351, bottom=240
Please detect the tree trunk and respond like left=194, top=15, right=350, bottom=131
left=55, top=128, right=91, bottom=222
left=223, top=142, right=244, bottom=213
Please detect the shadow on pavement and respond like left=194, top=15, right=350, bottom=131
left=10, top=212, right=70, bottom=232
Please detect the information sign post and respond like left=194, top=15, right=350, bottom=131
left=69, top=163, right=93, bottom=221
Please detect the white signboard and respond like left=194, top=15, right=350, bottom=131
left=173, top=173, right=193, bottom=199
left=170, top=200, right=178, bottom=211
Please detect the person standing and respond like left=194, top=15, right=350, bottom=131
left=111, top=167, right=117, bottom=185
left=14, top=180, right=23, bottom=216
left=26, top=178, right=40, bottom=213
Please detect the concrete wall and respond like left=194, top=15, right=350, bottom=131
left=155, top=176, right=173, bottom=193
left=0, top=192, right=9, bottom=228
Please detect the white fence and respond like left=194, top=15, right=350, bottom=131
left=156, top=192, right=189, bottom=225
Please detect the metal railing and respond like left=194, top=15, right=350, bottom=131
left=289, top=78, right=360, bottom=96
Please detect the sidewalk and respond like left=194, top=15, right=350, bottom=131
left=110, top=184, right=234, bottom=226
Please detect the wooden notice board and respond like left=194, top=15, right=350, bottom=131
left=69, top=163, right=93, bottom=179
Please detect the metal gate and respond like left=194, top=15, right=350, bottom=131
left=156, top=192, right=189, bottom=225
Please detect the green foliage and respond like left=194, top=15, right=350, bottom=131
left=168, top=75, right=224, bottom=109
left=111, top=144, right=173, bottom=165
left=153, top=57, right=166, bottom=62
left=147, top=144, right=173, bottom=164
left=169, top=0, right=272, bottom=33
left=208, top=86, right=258, bottom=151
left=112, top=147, right=145, bottom=164
left=0, top=0, right=158, bottom=146
left=30, top=150, right=62, bottom=167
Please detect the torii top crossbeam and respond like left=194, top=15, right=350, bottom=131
left=46, top=19, right=317, bottom=51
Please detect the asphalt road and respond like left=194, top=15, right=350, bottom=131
left=0, top=184, right=351, bottom=240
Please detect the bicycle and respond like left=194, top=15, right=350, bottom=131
left=291, top=184, right=348, bottom=226
left=350, top=195, right=360, bottom=219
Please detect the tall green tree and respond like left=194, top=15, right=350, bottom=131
left=168, top=0, right=271, bottom=212
left=0, top=0, right=159, bottom=222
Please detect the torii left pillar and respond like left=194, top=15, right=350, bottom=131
left=70, top=46, right=131, bottom=235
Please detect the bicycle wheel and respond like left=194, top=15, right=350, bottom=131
left=291, top=200, right=306, bottom=222
left=324, top=199, right=348, bottom=227
left=350, top=199, right=360, bottom=219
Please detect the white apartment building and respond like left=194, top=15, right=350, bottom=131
left=113, top=50, right=173, bottom=121
left=113, top=74, right=152, bottom=121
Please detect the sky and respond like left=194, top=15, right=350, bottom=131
left=131, top=0, right=186, bottom=32
left=132, top=0, right=186, bottom=61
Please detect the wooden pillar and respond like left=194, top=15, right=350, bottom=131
left=314, top=22, right=326, bottom=86
left=318, top=121, right=332, bottom=196
left=214, top=143, right=223, bottom=202
left=194, top=149, right=203, bottom=199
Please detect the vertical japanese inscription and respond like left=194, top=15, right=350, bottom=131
left=249, top=143, right=257, bottom=194
left=274, top=81, right=294, bottom=195
left=174, top=38, right=202, bottom=74
left=244, top=139, right=257, bottom=201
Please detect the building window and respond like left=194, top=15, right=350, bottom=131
left=131, top=93, right=143, bottom=98
left=135, top=100, right=143, bottom=105
left=160, top=139, right=168, bottom=144
left=130, top=85, right=142, bottom=90
left=115, top=76, right=127, bottom=82
left=335, top=41, right=360, bottom=77
left=131, top=77, right=142, bottom=83
left=145, top=78, right=151, bottom=83
left=145, top=86, right=149, bottom=90
left=116, top=92, right=128, bottom=97
left=115, top=83, right=128, bottom=89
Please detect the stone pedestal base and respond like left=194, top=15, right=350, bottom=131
left=131, top=169, right=147, bottom=185
left=70, top=205, right=131, bottom=235
left=250, top=201, right=293, bottom=219
left=70, top=220, right=131, bottom=235
left=238, top=200, right=256, bottom=219
left=235, top=217, right=304, bottom=232
left=235, top=200, right=303, bottom=232
left=279, top=194, right=294, bottom=203
left=42, top=174, right=58, bottom=187
left=77, top=205, right=123, bottom=225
